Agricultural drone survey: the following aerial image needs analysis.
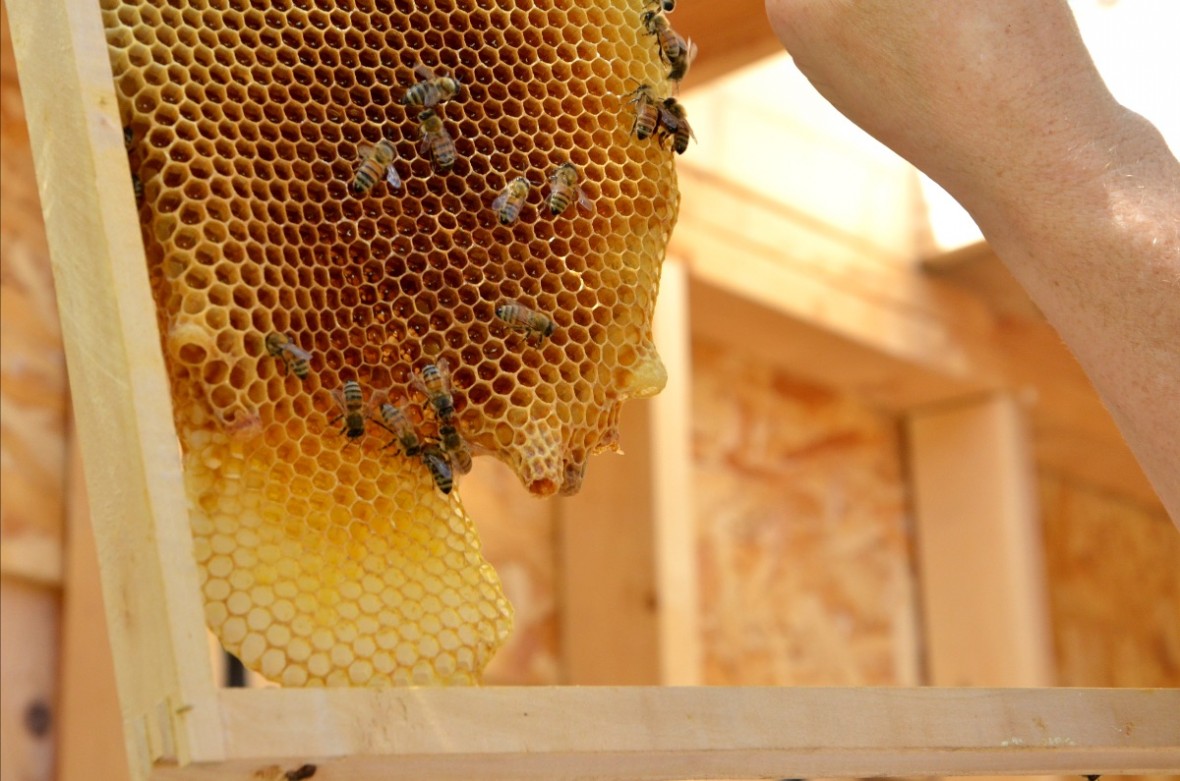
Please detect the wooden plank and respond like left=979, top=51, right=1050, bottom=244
left=556, top=262, right=698, bottom=685
left=147, top=687, right=1180, bottom=779
left=672, top=0, right=785, bottom=90
left=648, top=261, right=700, bottom=685
left=556, top=399, right=661, bottom=684
left=4, top=0, right=223, bottom=775
left=672, top=163, right=1004, bottom=408
left=59, top=435, right=134, bottom=781
left=687, top=271, right=992, bottom=413
left=907, top=395, right=1055, bottom=688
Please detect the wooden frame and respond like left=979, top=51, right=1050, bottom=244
left=8, top=0, right=1178, bottom=779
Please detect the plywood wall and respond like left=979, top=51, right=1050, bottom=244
left=691, top=338, right=920, bottom=686
left=1040, top=473, right=1180, bottom=688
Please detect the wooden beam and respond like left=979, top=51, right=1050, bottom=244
left=143, top=687, right=1180, bottom=779
left=5, top=0, right=222, bottom=775
left=675, top=165, right=1160, bottom=509
left=59, top=435, right=134, bottom=781
left=923, top=243, right=1159, bottom=507
left=649, top=261, right=700, bottom=685
left=672, top=165, right=1001, bottom=410
left=672, top=0, right=785, bottom=90
left=907, top=395, right=1055, bottom=688
left=556, top=261, right=698, bottom=685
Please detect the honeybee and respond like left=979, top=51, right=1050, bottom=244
left=418, top=109, right=457, bottom=174
left=666, top=38, right=698, bottom=83
left=496, top=299, right=556, bottom=342
left=443, top=430, right=473, bottom=475
left=642, top=11, right=696, bottom=83
left=492, top=176, right=532, bottom=225
left=265, top=332, right=312, bottom=379
left=420, top=443, right=454, bottom=494
left=378, top=401, right=421, bottom=456
left=413, top=360, right=457, bottom=427
left=546, top=163, right=593, bottom=216
left=626, top=83, right=662, bottom=141
left=132, top=173, right=144, bottom=205
left=401, top=64, right=462, bottom=108
left=658, top=97, right=696, bottom=154
left=330, top=380, right=368, bottom=439
left=351, top=138, right=402, bottom=194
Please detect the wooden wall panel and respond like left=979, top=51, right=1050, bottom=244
left=691, top=338, right=919, bottom=686
left=1040, top=474, right=1180, bottom=689
left=1039, top=474, right=1180, bottom=781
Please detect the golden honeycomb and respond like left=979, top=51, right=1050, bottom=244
left=101, top=0, right=680, bottom=686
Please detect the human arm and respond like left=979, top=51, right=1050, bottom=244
left=764, top=0, right=1180, bottom=524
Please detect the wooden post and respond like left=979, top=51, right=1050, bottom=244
left=59, top=435, right=133, bottom=781
left=557, top=260, right=699, bottom=685
left=907, top=394, right=1055, bottom=687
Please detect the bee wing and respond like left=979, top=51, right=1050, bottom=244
left=491, top=189, right=510, bottom=211
left=436, top=357, right=453, bottom=388
left=409, top=369, right=430, bottom=397
left=329, top=387, right=346, bottom=412
left=576, top=187, right=594, bottom=213
left=384, top=163, right=403, bottom=190
left=657, top=104, right=679, bottom=131
left=369, top=387, right=390, bottom=409
left=684, top=39, right=699, bottom=67
left=357, top=142, right=374, bottom=160
left=413, top=63, right=437, bottom=81
left=287, top=343, right=313, bottom=361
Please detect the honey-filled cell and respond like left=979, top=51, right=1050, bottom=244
left=103, top=0, right=681, bottom=687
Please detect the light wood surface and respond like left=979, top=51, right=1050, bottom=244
left=145, top=686, right=1180, bottom=779
left=556, top=262, right=698, bottom=685
left=908, top=395, right=1055, bottom=689
left=58, top=435, right=133, bottom=781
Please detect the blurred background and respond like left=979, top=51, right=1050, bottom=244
left=2, top=0, right=1177, bottom=779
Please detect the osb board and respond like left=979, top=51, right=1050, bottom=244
left=0, top=0, right=68, bottom=552
left=1040, top=473, right=1180, bottom=689
left=462, top=458, right=560, bottom=685
left=692, top=338, right=919, bottom=686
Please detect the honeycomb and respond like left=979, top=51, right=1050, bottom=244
left=100, top=0, right=680, bottom=686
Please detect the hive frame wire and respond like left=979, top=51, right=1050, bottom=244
left=7, top=0, right=1180, bottom=779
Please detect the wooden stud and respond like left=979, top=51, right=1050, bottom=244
left=59, top=434, right=134, bottom=781
left=907, top=395, right=1056, bottom=688
left=556, top=261, right=698, bottom=685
